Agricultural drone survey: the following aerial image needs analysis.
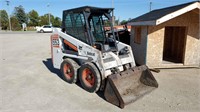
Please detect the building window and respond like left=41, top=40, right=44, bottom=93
left=134, top=26, right=142, bottom=44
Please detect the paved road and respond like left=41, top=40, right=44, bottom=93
left=0, top=32, right=200, bottom=112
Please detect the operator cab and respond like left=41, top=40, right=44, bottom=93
left=62, top=6, right=117, bottom=52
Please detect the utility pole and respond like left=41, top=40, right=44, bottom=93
left=149, top=1, right=152, bottom=12
left=6, top=0, right=12, bottom=31
left=0, top=9, right=1, bottom=30
left=112, top=0, right=115, bottom=26
left=47, top=3, right=51, bottom=26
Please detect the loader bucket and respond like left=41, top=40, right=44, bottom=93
left=104, top=65, right=158, bottom=108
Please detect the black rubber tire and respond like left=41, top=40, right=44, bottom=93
left=60, top=58, right=79, bottom=84
left=79, top=62, right=101, bottom=93
left=40, top=30, right=44, bottom=33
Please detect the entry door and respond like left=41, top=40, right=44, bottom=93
left=163, top=27, right=187, bottom=63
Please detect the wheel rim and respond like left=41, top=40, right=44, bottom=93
left=63, top=63, right=73, bottom=80
left=82, top=68, right=95, bottom=88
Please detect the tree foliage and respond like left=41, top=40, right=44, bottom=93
left=104, top=20, right=111, bottom=27
left=14, top=5, right=27, bottom=25
left=1, top=5, right=62, bottom=30
left=10, top=16, right=21, bottom=31
left=52, top=17, right=61, bottom=27
left=28, top=10, right=39, bottom=26
left=38, top=14, right=49, bottom=26
left=38, top=14, right=61, bottom=27
left=120, top=20, right=128, bottom=25
left=0, top=10, right=9, bottom=30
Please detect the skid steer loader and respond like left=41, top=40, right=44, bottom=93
left=51, top=6, right=158, bottom=108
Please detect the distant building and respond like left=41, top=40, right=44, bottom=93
left=128, top=1, right=200, bottom=68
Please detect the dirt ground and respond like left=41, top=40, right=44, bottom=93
left=0, top=31, right=200, bottom=112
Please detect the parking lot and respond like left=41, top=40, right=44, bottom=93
left=0, top=31, right=200, bottom=112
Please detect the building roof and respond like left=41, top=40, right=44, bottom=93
left=128, top=1, right=200, bottom=26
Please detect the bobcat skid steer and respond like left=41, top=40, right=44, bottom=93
left=51, top=6, right=158, bottom=108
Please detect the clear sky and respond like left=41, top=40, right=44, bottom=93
left=0, top=0, right=196, bottom=21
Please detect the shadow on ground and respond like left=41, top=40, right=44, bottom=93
left=42, top=58, right=62, bottom=79
left=42, top=58, right=106, bottom=100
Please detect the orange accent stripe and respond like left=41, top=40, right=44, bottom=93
left=64, top=40, right=78, bottom=51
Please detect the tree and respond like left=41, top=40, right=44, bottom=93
left=120, top=20, right=127, bottom=25
left=14, top=5, right=27, bottom=25
left=0, top=10, right=9, bottom=30
left=52, top=17, right=61, bottom=27
left=28, top=10, right=39, bottom=26
left=115, top=20, right=119, bottom=25
left=103, top=19, right=112, bottom=27
left=39, top=14, right=49, bottom=26
left=39, top=14, right=61, bottom=27
left=10, top=16, right=21, bottom=31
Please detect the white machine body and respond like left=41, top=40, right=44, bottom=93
left=51, top=29, right=136, bottom=79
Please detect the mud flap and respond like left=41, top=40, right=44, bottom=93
left=104, top=65, right=158, bottom=108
